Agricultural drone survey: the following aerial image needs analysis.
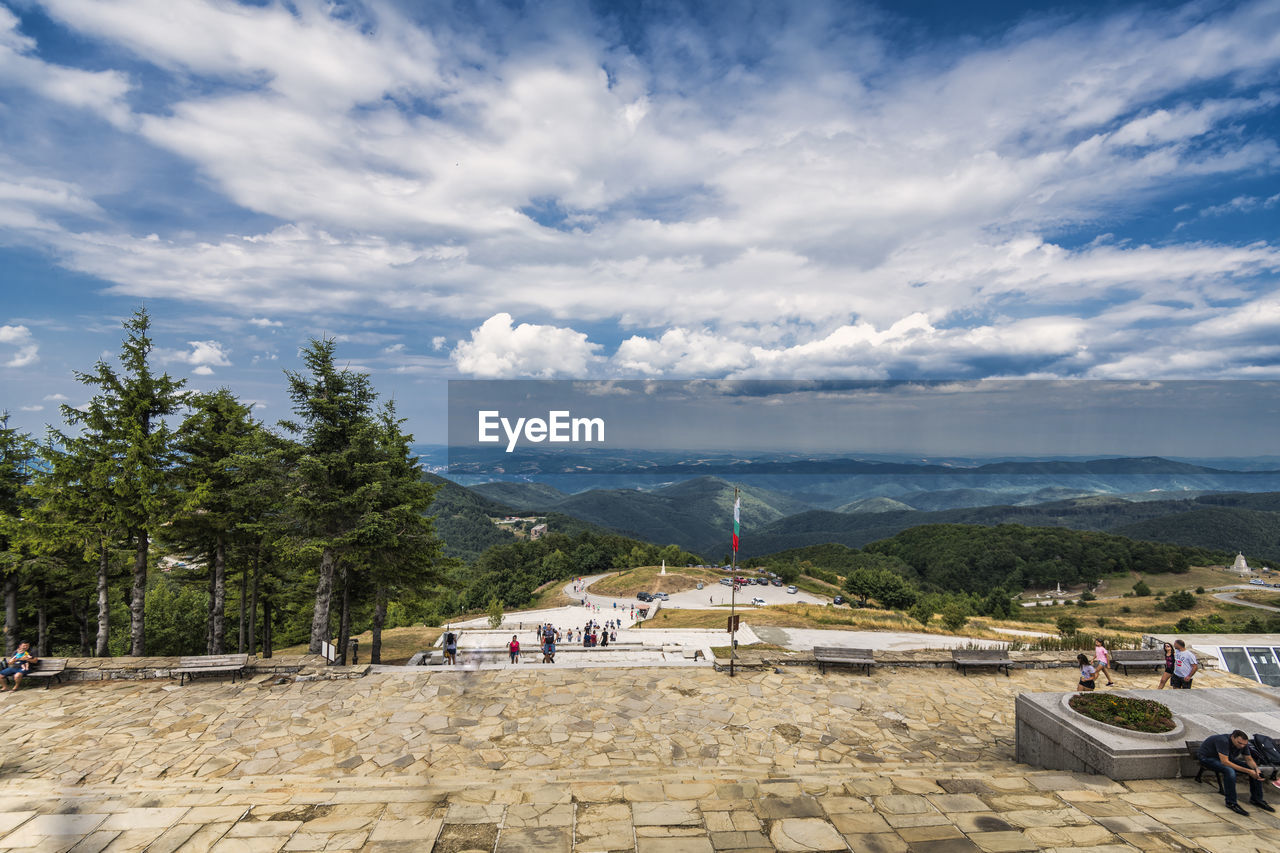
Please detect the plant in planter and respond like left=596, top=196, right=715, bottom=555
left=1068, top=693, right=1175, bottom=733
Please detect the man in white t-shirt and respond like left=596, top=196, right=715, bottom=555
left=1171, top=639, right=1198, bottom=688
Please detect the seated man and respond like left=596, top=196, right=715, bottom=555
left=1198, top=729, right=1275, bottom=816
left=0, top=642, right=36, bottom=691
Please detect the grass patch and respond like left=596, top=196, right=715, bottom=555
left=274, top=624, right=444, bottom=665
left=590, top=565, right=723, bottom=597
left=1068, top=693, right=1174, bottom=733
left=1233, top=589, right=1280, bottom=606
left=1094, top=566, right=1240, bottom=597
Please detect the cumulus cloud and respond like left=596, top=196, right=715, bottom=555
left=0, top=325, right=38, bottom=367
left=157, top=339, right=231, bottom=374
left=4, top=0, right=1280, bottom=382
left=452, top=313, right=603, bottom=378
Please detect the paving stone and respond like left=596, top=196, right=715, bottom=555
left=755, top=797, right=823, bottom=820
left=827, top=812, right=890, bottom=835
left=633, top=803, right=700, bottom=827
left=965, top=831, right=1036, bottom=853
left=768, top=818, right=847, bottom=852
left=494, top=826, right=570, bottom=853
left=836, top=833, right=906, bottom=853
left=635, top=838, right=713, bottom=853
left=905, top=840, right=981, bottom=853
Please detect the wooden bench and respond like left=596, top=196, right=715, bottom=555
left=174, top=654, right=249, bottom=686
left=1112, top=649, right=1166, bottom=676
left=18, top=658, right=67, bottom=689
left=813, top=646, right=876, bottom=675
left=1188, top=739, right=1280, bottom=793
left=952, top=648, right=1013, bottom=676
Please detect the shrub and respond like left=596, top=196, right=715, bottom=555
left=1068, top=693, right=1174, bottom=733
left=1080, top=591, right=1096, bottom=601
left=1120, top=606, right=1131, bottom=614
left=940, top=602, right=969, bottom=632
left=1156, top=590, right=1196, bottom=612
left=1132, top=580, right=1152, bottom=597
left=1056, top=614, right=1081, bottom=636
left=1195, top=586, right=1205, bottom=594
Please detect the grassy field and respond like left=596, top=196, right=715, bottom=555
left=1232, top=589, right=1280, bottom=606
left=275, top=624, right=443, bottom=665
left=1094, top=565, right=1241, bottom=597
left=591, top=565, right=728, bottom=597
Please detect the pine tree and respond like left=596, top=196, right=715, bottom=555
left=170, top=389, right=259, bottom=655
left=0, top=414, right=37, bottom=655
left=280, top=338, right=383, bottom=656
left=62, top=308, right=186, bottom=656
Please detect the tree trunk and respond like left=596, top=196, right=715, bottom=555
left=71, top=596, right=91, bottom=657
left=211, top=534, right=226, bottom=655
left=371, top=584, right=386, bottom=666
left=337, top=562, right=350, bottom=666
left=129, top=528, right=148, bottom=656
left=96, top=542, right=110, bottom=658
left=3, top=574, right=15, bottom=657
left=36, top=583, right=48, bottom=656
left=238, top=547, right=248, bottom=654
left=262, top=598, right=273, bottom=658
left=205, top=557, right=215, bottom=654
left=248, top=547, right=260, bottom=656
left=307, top=547, right=336, bottom=654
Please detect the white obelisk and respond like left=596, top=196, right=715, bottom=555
left=660, top=560, right=666, bottom=575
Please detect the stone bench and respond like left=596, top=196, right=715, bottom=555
left=174, top=653, right=249, bottom=686
left=1112, top=649, right=1166, bottom=676
left=813, top=646, right=875, bottom=675
left=952, top=649, right=1013, bottom=677
left=21, top=657, right=67, bottom=688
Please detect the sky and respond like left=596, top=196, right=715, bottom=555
left=2, top=0, right=1279, bottom=449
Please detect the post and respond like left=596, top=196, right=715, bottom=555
left=730, top=486, right=739, bottom=678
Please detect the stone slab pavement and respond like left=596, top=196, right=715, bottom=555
left=1, top=661, right=1276, bottom=851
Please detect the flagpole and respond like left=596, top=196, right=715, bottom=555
left=730, top=486, right=738, bottom=678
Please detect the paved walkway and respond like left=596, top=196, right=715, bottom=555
left=4, top=661, right=1278, bottom=851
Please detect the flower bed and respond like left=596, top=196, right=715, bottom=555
left=1067, top=693, right=1175, bottom=733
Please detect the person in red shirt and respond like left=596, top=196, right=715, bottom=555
left=508, top=635, right=520, bottom=664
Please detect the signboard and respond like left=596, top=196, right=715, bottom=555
left=726, top=615, right=739, bottom=633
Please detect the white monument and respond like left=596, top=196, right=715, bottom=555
left=1232, top=552, right=1251, bottom=574
left=660, top=560, right=666, bottom=576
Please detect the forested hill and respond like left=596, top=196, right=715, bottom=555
left=857, top=524, right=1229, bottom=594
left=741, top=493, right=1280, bottom=562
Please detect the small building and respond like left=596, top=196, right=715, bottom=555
left=529, top=523, right=548, bottom=540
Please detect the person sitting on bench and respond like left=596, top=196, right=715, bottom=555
left=1198, top=729, right=1275, bottom=816
left=0, top=642, right=35, bottom=692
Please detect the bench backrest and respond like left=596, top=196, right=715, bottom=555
left=29, top=658, right=67, bottom=673
left=814, top=646, right=874, bottom=658
left=1113, top=650, right=1164, bottom=661
left=951, top=649, right=1009, bottom=661
left=179, top=654, right=249, bottom=668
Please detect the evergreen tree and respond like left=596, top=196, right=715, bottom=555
left=62, top=308, right=186, bottom=655
left=0, top=414, right=37, bottom=655
left=170, top=389, right=259, bottom=654
left=280, top=338, right=384, bottom=656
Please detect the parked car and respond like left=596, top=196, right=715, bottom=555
left=771, top=578, right=783, bottom=586
left=833, top=595, right=845, bottom=605
left=751, top=597, right=766, bottom=606
left=1250, top=578, right=1266, bottom=586
left=636, top=591, right=653, bottom=601
left=719, top=578, right=733, bottom=586
left=654, top=592, right=670, bottom=600
left=696, top=582, right=704, bottom=589
left=787, top=585, right=798, bottom=594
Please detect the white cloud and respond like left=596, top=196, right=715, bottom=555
left=157, top=339, right=231, bottom=373
left=452, top=313, right=602, bottom=378
left=42, top=393, right=68, bottom=401
left=0, top=325, right=38, bottom=367
left=18, top=404, right=42, bottom=412
left=4, top=0, right=1280, bottom=384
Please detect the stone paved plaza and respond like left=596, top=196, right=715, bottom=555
left=3, top=662, right=1279, bottom=852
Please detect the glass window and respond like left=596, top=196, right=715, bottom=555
left=1220, top=647, right=1255, bottom=680
left=1247, top=647, right=1280, bottom=687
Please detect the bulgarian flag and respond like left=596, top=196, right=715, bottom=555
left=732, top=495, right=740, bottom=553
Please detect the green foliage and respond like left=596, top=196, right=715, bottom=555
left=1120, top=606, right=1131, bottom=613
left=143, top=575, right=206, bottom=656
left=939, top=601, right=969, bottom=632
left=487, top=597, right=503, bottom=629
left=1080, top=590, right=1096, bottom=601
left=843, top=563, right=919, bottom=610
left=1132, top=580, right=1152, bottom=596
left=1195, top=586, right=1205, bottom=594
left=1069, top=693, right=1174, bottom=733
left=1155, top=590, right=1196, bottom=611
left=1056, top=614, right=1081, bottom=636
left=909, top=599, right=934, bottom=627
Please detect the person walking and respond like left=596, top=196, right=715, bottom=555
left=1172, top=639, right=1198, bottom=688
left=1157, top=642, right=1175, bottom=689
left=508, top=635, right=520, bottom=664
left=1076, top=653, right=1097, bottom=691
left=1093, top=639, right=1114, bottom=686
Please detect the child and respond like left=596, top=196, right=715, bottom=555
left=1093, top=638, right=1114, bottom=685
left=1077, top=653, right=1097, bottom=691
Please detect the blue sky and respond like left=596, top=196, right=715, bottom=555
left=1, top=0, right=1279, bottom=447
